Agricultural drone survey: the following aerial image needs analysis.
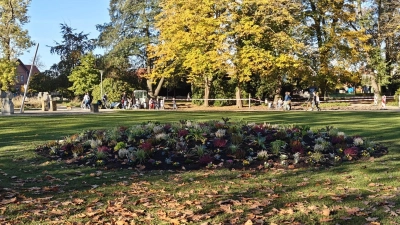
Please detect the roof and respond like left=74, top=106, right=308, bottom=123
left=25, top=65, right=40, bottom=74
left=16, top=59, right=41, bottom=74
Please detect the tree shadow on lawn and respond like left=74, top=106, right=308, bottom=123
left=2, top=152, right=400, bottom=224
left=1, top=111, right=400, bottom=223
left=183, top=164, right=400, bottom=224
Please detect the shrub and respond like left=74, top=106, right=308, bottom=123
left=199, top=155, right=214, bottom=165
left=344, top=147, right=359, bottom=157
left=290, top=140, right=304, bottom=154
left=178, top=129, right=189, bottom=137
left=114, top=142, right=126, bottom=151
left=213, top=138, right=227, bottom=148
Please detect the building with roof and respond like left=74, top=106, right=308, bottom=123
left=15, top=59, right=40, bottom=93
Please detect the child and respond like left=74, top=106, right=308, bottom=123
left=149, top=98, right=154, bottom=109
left=381, top=95, right=386, bottom=109
left=172, top=97, right=177, bottom=110
left=277, top=98, right=283, bottom=109
left=160, top=97, right=165, bottom=109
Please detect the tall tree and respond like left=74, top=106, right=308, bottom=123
left=152, top=0, right=304, bottom=107
left=302, top=0, right=371, bottom=96
left=150, top=0, right=229, bottom=106
left=97, top=0, right=163, bottom=97
left=68, top=53, right=100, bottom=96
left=0, top=0, right=33, bottom=90
left=48, top=23, right=96, bottom=97
left=223, top=0, right=305, bottom=107
left=356, top=0, right=400, bottom=95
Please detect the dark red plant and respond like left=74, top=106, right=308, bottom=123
left=331, top=136, right=345, bottom=145
left=344, top=146, right=359, bottom=157
left=140, top=141, right=153, bottom=151
left=213, top=138, right=227, bottom=148
left=178, top=129, right=189, bottom=137
left=253, top=125, right=264, bottom=134
left=164, top=124, right=171, bottom=132
left=199, top=155, right=213, bottom=165
left=290, top=140, right=304, bottom=154
left=97, top=146, right=110, bottom=152
left=60, top=143, right=74, bottom=153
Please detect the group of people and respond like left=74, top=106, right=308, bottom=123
left=306, top=91, right=321, bottom=111
left=276, top=92, right=293, bottom=110
left=119, top=92, right=177, bottom=110
left=374, top=93, right=387, bottom=109
left=275, top=91, right=320, bottom=111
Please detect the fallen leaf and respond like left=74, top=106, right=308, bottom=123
left=244, top=220, right=253, bottom=225
left=0, top=197, right=17, bottom=205
left=365, top=217, right=378, bottom=222
left=321, top=208, right=330, bottom=216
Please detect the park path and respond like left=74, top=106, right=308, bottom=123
left=2, top=103, right=399, bottom=116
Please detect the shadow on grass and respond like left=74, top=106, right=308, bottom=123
left=1, top=111, right=400, bottom=224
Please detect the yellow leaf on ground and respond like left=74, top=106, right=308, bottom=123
left=244, top=220, right=253, bottom=225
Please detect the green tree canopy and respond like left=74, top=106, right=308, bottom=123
left=68, top=53, right=100, bottom=96
left=0, top=0, right=33, bottom=90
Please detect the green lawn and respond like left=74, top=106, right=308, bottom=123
left=1, top=111, right=400, bottom=224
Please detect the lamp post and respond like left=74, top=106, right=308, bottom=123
left=99, top=70, right=104, bottom=100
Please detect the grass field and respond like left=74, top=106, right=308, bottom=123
left=1, top=110, right=400, bottom=224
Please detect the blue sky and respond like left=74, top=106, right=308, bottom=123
left=20, top=0, right=110, bottom=71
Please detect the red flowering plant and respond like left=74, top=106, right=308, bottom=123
left=60, top=143, right=74, bottom=155
left=344, top=146, right=359, bottom=159
left=140, top=141, right=153, bottom=152
left=199, top=155, right=214, bottom=165
left=97, top=146, right=110, bottom=153
left=252, top=125, right=265, bottom=134
left=163, top=124, right=172, bottom=132
left=178, top=129, right=189, bottom=138
left=213, top=138, right=227, bottom=148
left=290, top=140, right=304, bottom=154
left=331, top=136, right=345, bottom=145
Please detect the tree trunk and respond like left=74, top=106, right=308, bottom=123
left=203, top=77, right=211, bottom=107
left=370, top=73, right=381, bottom=95
left=273, top=80, right=282, bottom=106
left=235, top=85, right=242, bottom=108
left=153, top=76, right=164, bottom=97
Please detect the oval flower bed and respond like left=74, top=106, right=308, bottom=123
left=35, top=119, right=388, bottom=171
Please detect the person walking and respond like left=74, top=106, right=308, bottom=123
left=313, top=92, right=321, bottom=111
left=102, top=93, right=108, bottom=108
left=149, top=98, right=155, bottom=109
left=172, top=97, right=177, bottom=110
left=121, top=92, right=127, bottom=109
left=277, top=97, right=283, bottom=109
left=306, top=91, right=314, bottom=111
left=83, top=92, right=90, bottom=109
left=283, top=92, right=292, bottom=110
left=381, top=95, right=387, bottom=109
left=160, top=97, right=165, bottom=109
